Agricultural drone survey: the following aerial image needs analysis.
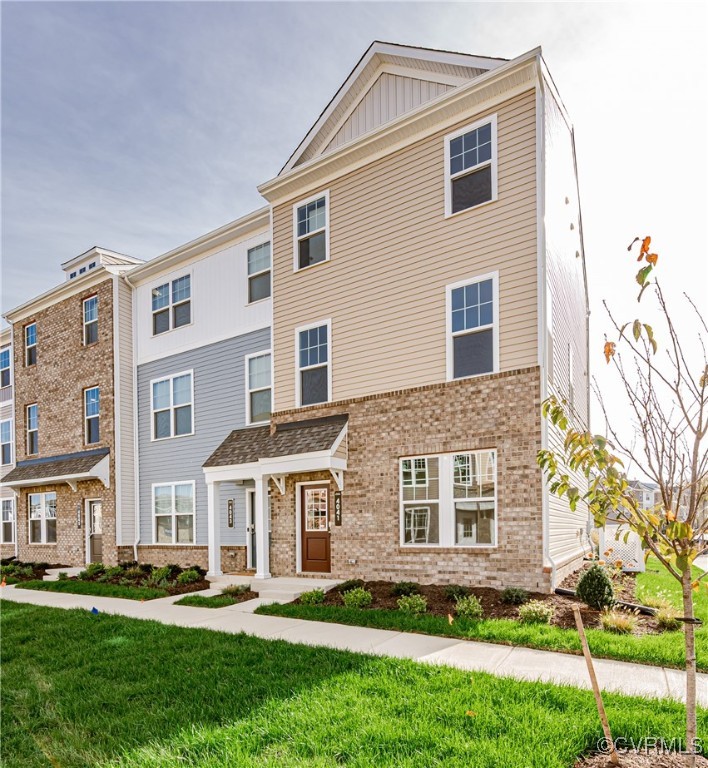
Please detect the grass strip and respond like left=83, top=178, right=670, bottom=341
left=15, top=579, right=168, bottom=601
left=173, top=593, right=239, bottom=608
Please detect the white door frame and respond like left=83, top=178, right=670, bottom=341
left=246, top=488, right=256, bottom=570
left=295, top=480, right=330, bottom=574
left=84, top=498, right=101, bottom=565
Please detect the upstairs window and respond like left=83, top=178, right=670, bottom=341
left=246, top=352, right=272, bottom=425
left=29, top=492, right=56, bottom=544
left=83, top=296, right=98, bottom=345
left=151, top=372, right=193, bottom=440
left=1, top=420, right=12, bottom=465
left=294, top=192, right=329, bottom=270
left=26, top=404, right=38, bottom=455
left=447, top=273, right=497, bottom=380
left=444, top=116, right=497, bottom=216
left=247, top=242, right=271, bottom=303
left=297, top=322, right=330, bottom=407
left=0, top=347, right=10, bottom=388
left=1, top=499, right=14, bottom=544
left=152, top=275, right=191, bottom=335
left=84, top=387, right=100, bottom=444
left=25, top=323, right=37, bottom=366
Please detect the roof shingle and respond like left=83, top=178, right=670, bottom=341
left=2, top=448, right=109, bottom=485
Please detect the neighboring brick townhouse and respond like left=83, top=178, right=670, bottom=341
left=1, top=327, right=16, bottom=558
left=2, top=248, right=141, bottom=566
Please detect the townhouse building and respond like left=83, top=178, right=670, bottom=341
left=1, top=328, right=15, bottom=558
left=2, top=248, right=141, bottom=566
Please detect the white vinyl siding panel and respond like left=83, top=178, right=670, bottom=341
left=274, top=90, right=538, bottom=408
left=116, top=278, right=136, bottom=545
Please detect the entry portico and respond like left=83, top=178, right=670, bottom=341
left=203, top=415, right=347, bottom=578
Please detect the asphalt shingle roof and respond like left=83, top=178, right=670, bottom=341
left=2, top=448, right=110, bottom=484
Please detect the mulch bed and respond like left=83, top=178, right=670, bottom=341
left=1, top=559, right=69, bottom=582
left=62, top=562, right=211, bottom=597
left=576, top=749, right=708, bottom=767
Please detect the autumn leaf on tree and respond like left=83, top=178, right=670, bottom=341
left=646, top=253, right=658, bottom=265
left=604, top=341, right=616, bottom=363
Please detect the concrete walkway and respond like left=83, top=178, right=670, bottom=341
left=2, top=584, right=706, bottom=705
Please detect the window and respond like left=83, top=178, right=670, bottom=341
left=25, top=323, right=37, bottom=366
left=297, top=321, right=330, bottom=406
left=70, top=272, right=77, bottom=279
left=79, top=267, right=86, bottom=274
left=0, top=347, right=10, bottom=388
left=153, top=482, right=194, bottom=544
left=247, top=242, right=271, bottom=303
left=26, top=404, right=38, bottom=455
left=28, top=492, right=56, bottom=544
left=1, top=420, right=12, bottom=465
left=83, top=296, right=98, bottom=345
left=444, top=116, right=497, bottom=216
left=447, top=273, right=498, bottom=380
left=400, top=450, right=497, bottom=547
left=246, top=352, right=272, bottom=424
left=89, top=261, right=96, bottom=269
left=1, top=499, right=14, bottom=544
left=84, top=387, right=100, bottom=444
left=151, top=372, right=193, bottom=440
left=152, top=275, right=191, bottom=335
left=294, top=192, right=329, bottom=270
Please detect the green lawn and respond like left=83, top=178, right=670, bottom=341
left=636, top=557, right=708, bottom=622
left=174, top=593, right=241, bottom=608
left=15, top=579, right=169, bottom=601
left=1, top=601, right=704, bottom=768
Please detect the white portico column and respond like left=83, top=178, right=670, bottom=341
left=206, top=480, right=222, bottom=577
left=254, top=474, right=271, bottom=579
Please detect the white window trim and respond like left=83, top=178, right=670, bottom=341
left=443, top=114, right=498, bottom=219
left=84, top=386, right=100, bottom=445
left=151, top=480, right=196, bottom=546
left=0, top=345, right=12, bottom=390
left=247, top=241, right=272, bottom=305
left=1, top=418, right=13, bottom=466
left=399, top=450, right=498, bottom=549
left=25, top=323, right=37, bottom=366
left=292, top=190, right=330, bottom=272
left=26, top=403, right=38, bottom=456
left=83, top=295, right=98, bottom=346
left=294, top=318, right=332, bottom=408
left=245, top=350, right=273, bottom=426
left=151, top=272, right=194, bottom=337
left=445, top=271, right=499, bottom=381
left=150, top=370, right=195, bottom=442
left=1, top=498, right=15, bottom=545
left=28, top=491, right=57, bottom=545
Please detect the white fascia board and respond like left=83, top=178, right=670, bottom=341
left=202, top=451, right=347, bottom=484
left=203, top=462, right=262, bottom=484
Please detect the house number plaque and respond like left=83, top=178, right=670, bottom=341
left=334, top=491, right=342, bottom=526
left=76, top=504, right=82, bottom=529
left=227, top=499, right=234, bottom=528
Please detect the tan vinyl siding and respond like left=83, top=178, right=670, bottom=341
left=274, top=89, right=538, bottom=409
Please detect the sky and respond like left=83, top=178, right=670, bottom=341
left=1, top=1, right=707, bottom=441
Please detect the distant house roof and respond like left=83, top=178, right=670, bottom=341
left=2, top=448, right=110, bottom=489
left=204, top=415, right=348, bottom=468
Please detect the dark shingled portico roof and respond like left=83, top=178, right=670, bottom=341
left=2, top=447, right=110, bottom=485
left=203, top=415, right=348, bottom=468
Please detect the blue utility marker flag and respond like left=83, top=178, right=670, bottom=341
left=91, top=607, right=99, bottom=615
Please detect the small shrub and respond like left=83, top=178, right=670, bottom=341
left=600, top=608, right=638, bottom=635
left=146, top=566, right=172, bottom=587
left=97, top=566, right=124, bottom=583
left=455, top=594, right=484, bottom=621
left=57, top=572, right=68, bottom=581
left=84, top=562, right=105, bottom=578
left=397, top=594, right=428, bottom=614
left=300, top=589, right=326, bottom=605
left=576, top=564, right=614, bottom=610
left=1, top=563, right=33, bottom=579
left=640, top=590, right=673, bottom=611
left=443, top=584, right=469, bottom=601
left=176, top=569, right=200, bottom=585
left=501, top=586, right=530, bottom=605
left=341, top=587, right=373, bottom=609
left=122, top=566, right=145, bottom=582
left=391, top=581, right=420, bottom=597
left=656, top=606, right=682, bottom=631
left=518, top=600, right=554, bottom=625
left=336, top=579, right=364, bottom=593
left=221, top=584, right=250, bottom=597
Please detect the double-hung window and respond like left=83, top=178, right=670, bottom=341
left=83, top=296, right=98, bottom=345
left=400, top=450, right=497, bottom=547
left=28, top=492, right=56, bottom=544
left=294, top=192, right=329, bottom=270
left=1, top=420, right=12, bottom=465
left=153, top=482, right=194, bottom=544
left=1, top=499, right=14, bottom=544
left=0, top=347, right=10, bottom=388
left=151, top=372, right=193, bottom=440
left=84, top=387, right=100, bottom=444
left=444, top=116, right=497, bottom=216
left=152, top=275, right=191, bottom=335
left=447, top=273, right=498, bottom=380
left=25, top=323, right=37, bottom=366
left=246, top=352, right=272, bottom=424
left=26, top=404, right=38, bottom=455
left=297, top=321, right=330, bottom=406
left=247, top=242, right=271, bottom=303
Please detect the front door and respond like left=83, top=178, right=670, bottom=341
left=89, top=500, right=103, bottom=563
left=247, top=490, right=257, bottom=570
left=301, top=485, right=330, bottom=573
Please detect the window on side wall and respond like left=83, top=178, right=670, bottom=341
left=152, top=275, right=191, bottom=335
left=28, top=492, right=56, bottom=544
left=0, top=347, right=10, bottom=388
left=154, top=482, right=194, bottom=544
left=444, top=116, right=497, bottom=217
left=246, top=352, right=272, bottom=424
left=447, top=273, right=497, bottom=380
left=26, top=404, right=38, bottom=455
left=247, top=242, right=271, bottom=303
left=297, top=322, right=330, bottom=406
left=84, top=387, right=100, bottom=444
left=83, top=296, right=98, bottom=345
left=25, top=323, right=37, bottom=366
left=294, top=192, right=329, bottom=270
left=1, top=420, right=12, bottom=465
left=1, top=499, right=15, bottom=544
left=151, top=372, right=193, bottom=440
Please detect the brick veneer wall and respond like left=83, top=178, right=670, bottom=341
left=271, top=366, right=551, bottom=592
left=119, top=545, right=247, bottom=572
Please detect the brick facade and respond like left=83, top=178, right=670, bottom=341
left=270, top=366, right=551, bottom=592
left=122, top=545, right=247, bottom=571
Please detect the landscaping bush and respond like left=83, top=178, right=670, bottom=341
left=341, top=587, right=372, bottom=609
left=1, top=563, right=33, bottom=579
left=656, top=606, right=682, bottom=632
left=443, top=584, right=469, bottom=601
left=221, top=584, right=250, bottom=597
left=300, top=589, right=325, bottom=605
left=455, top=594, right=484, bottom=621
left=391, top=581, right=420, bottom=597
left=336, top=579, right=364, bottom=593
left=97, top=566, right=124, bottom=583
left=501, top=586, right=530, bottom=605
left=146, top=566, right=172, bottom=587
left=122, top=566, right=145, bottom=582
left=576, top=564, right=614, bottom=610
left=518, top=600, right=554, bottom=625
left=176, top=569, right=200, bottom=585
left=57, top=572, right=68, bottom=581
left=78, top=562, right=105, bottom=580
left=397, top=594, right=428, bottom=615
left=600, top=608, right=638, bottom=635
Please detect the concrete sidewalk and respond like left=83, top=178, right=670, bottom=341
left=2, top=584, right=706, bottom=705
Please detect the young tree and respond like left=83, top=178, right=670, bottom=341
left=538, top=236, right=707, bottom=766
